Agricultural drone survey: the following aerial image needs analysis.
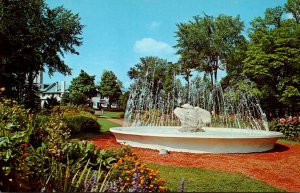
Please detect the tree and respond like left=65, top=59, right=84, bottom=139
left=0, top=0, right=83, bottom=109
left=66, top=70, right=97, bottom=105
left=242, top=0, right=300, bottom=118
left=128, top=56, right=177, bottom=96
left=98, top=71, right=122, bottom=109
left=118, top=91, right=130, bottom=111
left=175, top=14, right=246, bottom=85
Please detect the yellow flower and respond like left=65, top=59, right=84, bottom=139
left=159, top=186, right=166, bottom=192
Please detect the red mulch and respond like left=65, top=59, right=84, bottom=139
left=91, top=135, right=300, bottom=192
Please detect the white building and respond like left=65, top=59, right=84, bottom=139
left=34, top=71, right=116, bottom=109
left=39, top=81, right=68, bottom=107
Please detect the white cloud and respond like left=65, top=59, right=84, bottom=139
left=134, top=38, right=175, bottom=55
left=150, top=21, right=160, bottom=29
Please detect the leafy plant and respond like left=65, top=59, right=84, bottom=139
left=63, top=114, right=101, bottom=135
left=269, top=116, right=300, bottom=141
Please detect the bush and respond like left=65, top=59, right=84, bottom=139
left=269, top=116, right=300, bottom=141
left=63, top=114, right=100, bottom=135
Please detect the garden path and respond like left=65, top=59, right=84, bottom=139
left=91, top=136, right=300, bottom=192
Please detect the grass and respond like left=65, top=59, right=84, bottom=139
left=147, top=163, right=285, bottom=192
left=102, top=111, right=124, bottom=119
left=97, top=117, right=121, bottom=132
left=278, top=138, right=300, bottom=145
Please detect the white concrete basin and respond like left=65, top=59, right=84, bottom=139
left=110, top=126, right=283, bottom=153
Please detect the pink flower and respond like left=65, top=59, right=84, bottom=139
left=279, top=118, right=286, bottom=123
left=292, top=116, right=298, bottom=121
left=287, top=119, right=292, bottom=124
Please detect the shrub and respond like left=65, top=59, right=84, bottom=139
left=269, top=116, right=300, bottom=141
left=63, top=114, right=101, bottom=135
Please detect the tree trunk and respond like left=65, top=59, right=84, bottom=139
left=214, top=70, right=218, bottom=85
left=210, top=71, right=213, bottom=86
left=28, top=69, right=34, bottom=110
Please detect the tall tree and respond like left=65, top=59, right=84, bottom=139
left=128, top=56, right=177, bottom=96
left=98, top=71, right=122, bottom=109
left=67, top=70, right=97, bottom=105
left=175, top=14, right=246, bottom=85
left=242, top=0, right=300, bottom=118
left=0, top=0, right=83, bottom=109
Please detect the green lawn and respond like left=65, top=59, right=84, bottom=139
left=102, top=111, right=124, bottom=119
left=97, top=117, right=121, bottom=132
left=148, top=163, right=285, bottom=192
left=278, top=138, right=300, bottom=145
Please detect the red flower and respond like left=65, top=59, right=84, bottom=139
left=20, top=143, right=29, bottom=148
left=23, top=152, right=29, bottom=157
left=292, top=117, right=298, bottom=121
left=279, top=118, right=286, bottom=123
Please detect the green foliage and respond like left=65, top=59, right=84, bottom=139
left=242, top=0, right=300, bottom=117
left=0, top=97, right=167, bottom=192
left=43, top=96, right=60, bottom=112
left=175, top=13, right=246, bottom=85
left=0, top=98, right=34, bottom=191
left=64, top=114, right=101, bottom=135
left=128, top=56, right=178, bottom=103
left=269, top=116, right=300, bottom=141
left=118, top=91, right=130, bottom=111
left=0, top=0, right=83, bottom=109
left=50, top=105, right=100, bottom=136
left=66, top=70, right=97, bottom=105
left=98, top=70, right=122, bottom=108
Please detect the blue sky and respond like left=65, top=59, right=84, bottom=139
left=45, top=0, right=287, bottom=88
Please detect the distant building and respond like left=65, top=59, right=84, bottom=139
left=39, top=81, right=68, bottom=107
left=34, top=71, right=118, bottom=109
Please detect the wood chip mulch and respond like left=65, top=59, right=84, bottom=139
left=91, top=135, right=300, bottom=192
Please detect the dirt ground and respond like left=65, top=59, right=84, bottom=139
left=91, top=135, right=300, bottom=192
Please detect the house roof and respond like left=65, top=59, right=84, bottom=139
left=40, top=82, right=69, bottom=93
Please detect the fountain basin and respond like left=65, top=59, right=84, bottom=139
left=110, top=126, right=283, bottom=153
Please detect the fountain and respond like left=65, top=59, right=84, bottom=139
left=110, top=70, right=283, bottom=153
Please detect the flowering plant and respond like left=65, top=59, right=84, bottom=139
left=269, top=116, right=300, bottom=141
left=112, top=154, right=167, bottom=192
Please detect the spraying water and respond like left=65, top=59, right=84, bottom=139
left=123, top=71, right=269, bottom=131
